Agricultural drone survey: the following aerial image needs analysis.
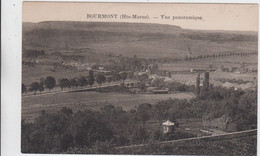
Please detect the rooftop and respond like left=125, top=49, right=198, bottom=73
left=163, top=120, right=175, bottom=126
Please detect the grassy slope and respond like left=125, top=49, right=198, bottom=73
left=160, top=55, right=258, bottom=71
left=22, top=91, right=194, bottom=122
left=23, top=21, right=258, bottom=58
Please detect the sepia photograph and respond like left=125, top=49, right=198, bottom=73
left=21, top=2, right=258, bottom=155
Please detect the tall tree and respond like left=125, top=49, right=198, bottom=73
left=119, top=72, right=128, bottom=83
left=69, top=78, right=77, bottom=88
left=203, top=72, right=209, bottom=92
left=59, top=78, right=67, bottom=90
left=88, top=70, right=95, bottom=87
left=132, top=55, right=142, bottom=71
left=138, top=82, right=146, bottom=91
left=39, top=81, right=44, bottom=94
left=65, top=79, right=71, bottom=90
left=30, top=82, right=40, bottom=95
left=59, top=78, right=71, bottom=90
left=112, top=73, right=121, bottom=82
left=167, top=107, right=177, bottom=124
left=96, top=74, right=106, bottom=86
left=136, top=103, right=152, bottom=124
left=44, top=76, right=56, bottom=92
left=22, top=83, right=27, bottom=94
left=78, top=76, right=88, bottom=88
left=196, top=73, right=200, bottom=95
left=106, top=76, right=112, bottom=84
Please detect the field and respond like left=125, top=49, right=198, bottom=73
left=22, top=63, right=90, bottom=85
left=22, top=91, right=194, bottom=122
left=160, top=55, right=257, bottom=72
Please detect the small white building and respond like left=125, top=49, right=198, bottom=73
left=162, top=120, right=175, bottom=133
left=99, top=66, right=104, bottom=70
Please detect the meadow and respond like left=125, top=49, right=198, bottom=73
left=22, top=63, right=90, bottom=85
left=22, top=91, right=194, bottom=122
left=160, top=55, right=257, bottom=72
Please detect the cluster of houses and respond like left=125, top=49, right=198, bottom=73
left=215, top=65, right=257, bottom=74
left=190, top=64, right=257, bottom=74
left=61, top=62, right=108, bottom=71
left=59, top=59, right=257, bottom=92
left=62, top=62, right=92, bottom=70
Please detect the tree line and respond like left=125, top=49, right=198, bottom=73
left=103, top=51, right=257, bottom=75
left=22, top=70, right=129, bottom=95
left=22, top=76, right=56, bottom=95
left=156, top=51, right=257, bottom=63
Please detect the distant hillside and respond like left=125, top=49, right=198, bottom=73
left=22, top=21, right=258, bottom=58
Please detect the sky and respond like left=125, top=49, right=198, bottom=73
left=23, top=2, right=258, bottom=31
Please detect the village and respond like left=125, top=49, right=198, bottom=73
left=22, top=50, right=257, bottom=96
left=20, top=18, right=258, bottom=154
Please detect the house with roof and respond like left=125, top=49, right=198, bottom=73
left=162, top=120, right=175, bottom=133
